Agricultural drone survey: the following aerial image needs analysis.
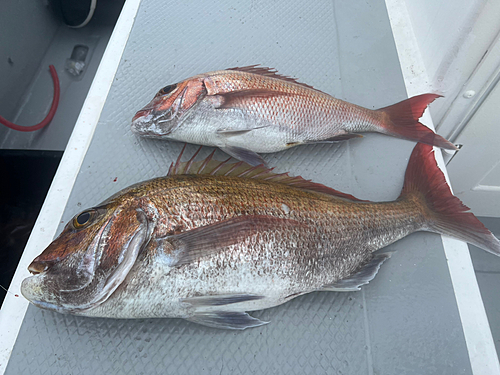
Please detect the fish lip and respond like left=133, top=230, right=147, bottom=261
left=131, top=112, right=174, bottom=137
left=21, top=275, right=71, bottom=314
left=132, top=109, right=151, bottom=122
left=20, top=275, right=61, bottom=311
left=31, top=299, right=70, bottom=314
left=131, top=112, right=154, bottom=133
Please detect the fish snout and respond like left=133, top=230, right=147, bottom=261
left=132, top=108, right=152, bottom=123
left=131, top=107, right=176, bottom=137
left=28, top=257, right=58, bottom=275
left=131, top=108, right=158, bottom=136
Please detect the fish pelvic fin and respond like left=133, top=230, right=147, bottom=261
left=377, top=94, right=457, bottom=151
left=400, top=143, right=500, bottom=256
left=186, top=311, right=268, bottom=330
left=219, top=146, right=267, bottom=167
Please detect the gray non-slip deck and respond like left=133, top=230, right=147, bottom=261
left=6, top=0, right=472, bottom=374
left=471, top=217, right=500, bottom=360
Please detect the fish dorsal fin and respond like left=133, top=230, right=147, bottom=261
left=227, top=65, right=321, bottom=92
left=168, top=146, right=366, bottom=202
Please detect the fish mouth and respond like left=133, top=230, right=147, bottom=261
left=131, top=111, right=160, bottom=137
left=21, top=274, right=65, bottom=312
left=132, top=109, right=151, bottom=122
left=131, top=109, right=176, bottom=137
left=21, top=275, right=73, bottom=314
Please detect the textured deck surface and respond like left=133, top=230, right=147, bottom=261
left=471, top=217, right=500, bottom=359
left=5, top=0, right=472, bottom=374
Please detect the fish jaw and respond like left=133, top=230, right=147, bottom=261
left=21, top=274, right=74, bottom=314
left=131, top=109, right=165, bottom=138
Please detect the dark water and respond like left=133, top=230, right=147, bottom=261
left=0, top=150, right=61, bottom=303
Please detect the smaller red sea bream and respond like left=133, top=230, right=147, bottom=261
left=21, top=143, right=499, bottom=329
left=131, top=66, right=456, bottom=165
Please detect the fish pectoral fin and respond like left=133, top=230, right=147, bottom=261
left=182, top=294, right=264, bottom=307
left=319, top=252, right=393, bottom=292
left=217, top=129, right=253, bottom=136
left=186, top=311, right=269, bottom=330
left=169, top=215, right=305, bottom=266
left=219, top=146, right=266, bottom=166
left=216, top=125, right=270, bottom=137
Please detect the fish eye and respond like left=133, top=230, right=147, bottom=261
left=159, top=84, right=177, bottom=96
left=73, top=210, right=95, bottom=229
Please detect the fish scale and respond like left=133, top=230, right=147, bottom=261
left=131, top=66, right=456, bottom=166
left=21, top=144, right=500, bottom=329
left=206, top=70, right=369, bottom=136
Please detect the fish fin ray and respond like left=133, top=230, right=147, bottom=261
left=216, top=125, right=270, bottom=137
left=319, top=252, right=392, bottom=292
left=227, top=65, right=321, bottom=91
left=216, top=129, right=252, bottom=136
left=296, top=133, right=364, bottom=145
left=219, top=146, right=266, bottom=166
left=400, top=143, right=500, bottom=256
left=169, top=215, right=306, bottom=266
left=186, top=311, right=268, bottom=330
left=168, top=148, right=365, bottom=201
left=377, top=94, right=457, bottom=150
left=182, top=294, right=264, bottom=307
left=319, top=133, right=363, bottom=142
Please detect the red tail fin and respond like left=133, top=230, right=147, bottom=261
left=378, top=94, right=457, bottom=150
left=399, top=143, right=500, bottom=256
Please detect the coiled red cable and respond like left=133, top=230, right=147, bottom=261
left=0, top=65, right=60, bottom=132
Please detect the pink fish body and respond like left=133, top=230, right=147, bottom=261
left=132, top=66, right=456, bottom=165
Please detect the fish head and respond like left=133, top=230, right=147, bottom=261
left=21, top=201, right=150, bottom=314
left=131, top=77, right=207, bottom=137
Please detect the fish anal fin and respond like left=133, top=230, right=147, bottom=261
left=293, top=133, right=363, bottom=146
left=320, top=133, right=363, bottom=142
left=186, top=311, right=268, bottom=330
left=320, top=252, right=392, bottom=292
left=169, top=215, right=306, bottom=266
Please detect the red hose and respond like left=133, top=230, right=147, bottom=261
left=0, top=65, right=60, bottom=132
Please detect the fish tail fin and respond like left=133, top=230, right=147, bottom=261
left=399, top=143, right=500, bottom=256
left=377, top=94, right=457, bottom=150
